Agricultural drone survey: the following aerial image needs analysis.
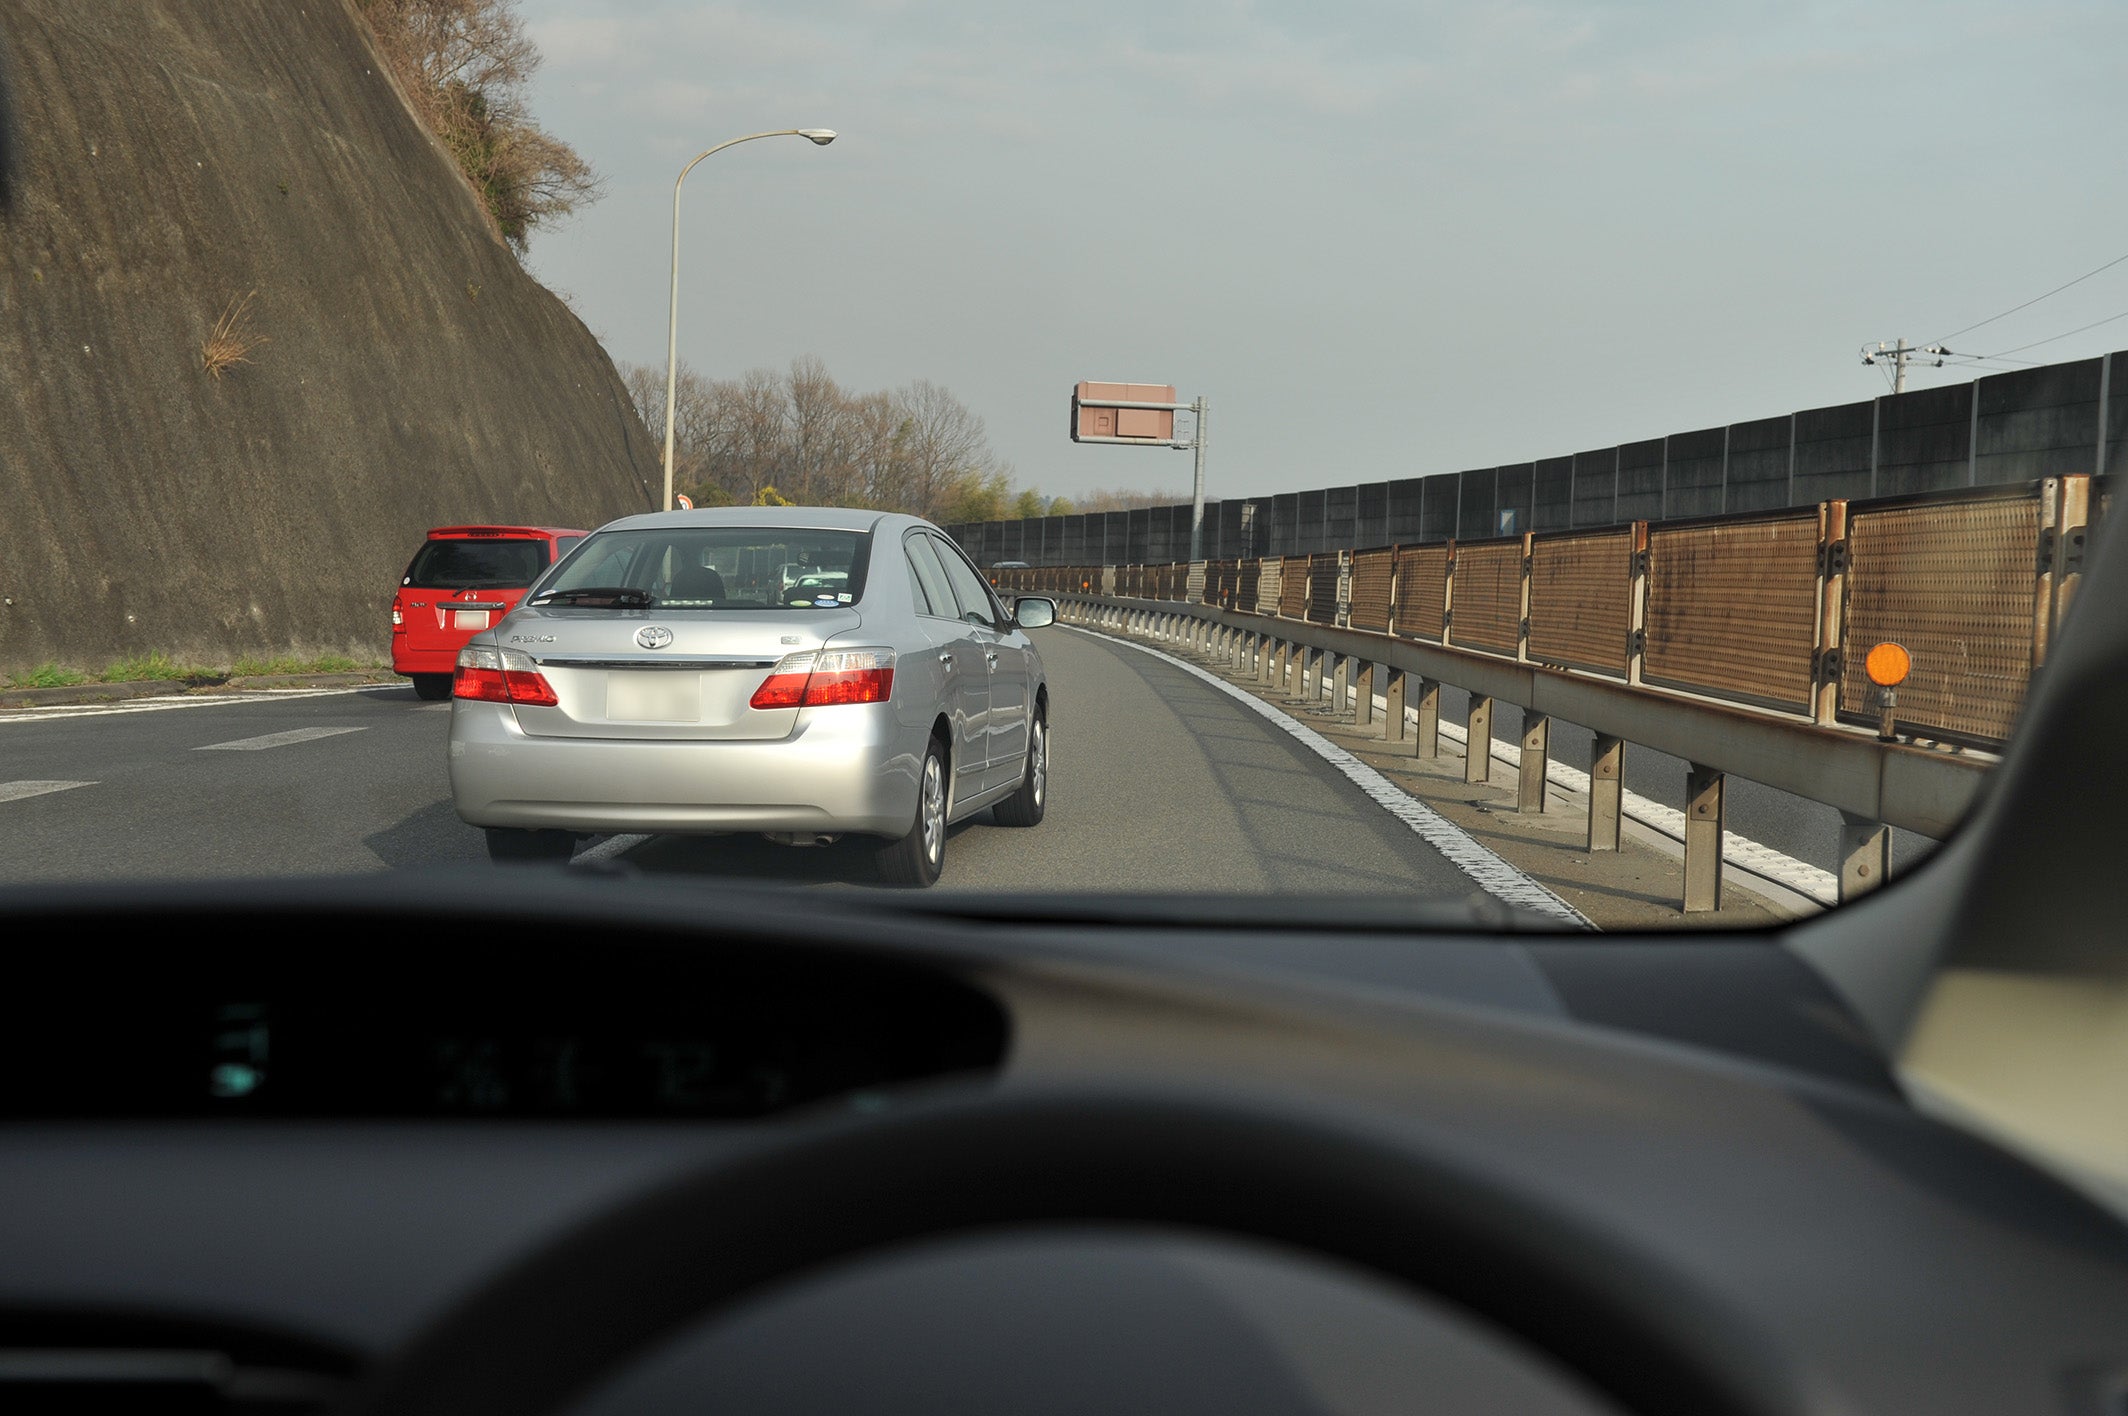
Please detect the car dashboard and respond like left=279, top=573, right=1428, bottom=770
left=1, top=873, right=2125, bottom=1416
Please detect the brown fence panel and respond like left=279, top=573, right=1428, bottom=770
left=1279, top=556, right=1310, bottom=618
left=1394, top=545, right=1447, bottom=641
left=1840, top=488, right=2042, bottom=745
left=1527, top=528, right=1633, bottom=676
left=1644, top=510, right=1819, bottom=711
left=1256, top=558, right=1282, bottom=615
left=1236, top=560, right=1261, bottom=613
left=1349, top=548, right=1394, bottom=632
left=1449, top=538, right=1522, bottom=657
left=1306, top=552, right=1341, bottom=624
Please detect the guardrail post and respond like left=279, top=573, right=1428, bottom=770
left=1518, top=713, right=1549, bottom=813
left=1812, top=501, right=1846, bottom=725
left=1684, top=763, right=1725, bottom=912
left=1300, top=648, right=1319, bottom=701
left=1415, top=678, right=1440, bottom=759
left=2034, top=479, right=2062, bottom=668
left=1465, top=695, right=1494, bottom=784
left=1838, top=811, right=1890, bottom=902
left=1284, top=644, right=1303, bottom=696
left=1516, top=531, right=1533, bottom=663
left=1383, top=668, right=1406, bottom=742
left=1588, top=736, right=1623, bottom=851
left=1627, top=523, right=1649, bottom=687
left=1354, top=661, right=1376, bottom=728
left=1332, top=654, right=1351, bottom=713
left=2057, top=475, right=2091, bottom=633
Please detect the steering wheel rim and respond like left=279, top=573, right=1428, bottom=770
left=352, top=1086, right=1799, bottom=1416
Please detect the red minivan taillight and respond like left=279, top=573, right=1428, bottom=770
left=454, top=645, right=559, bottom=707
left=749, top=649, right=896, bottom=710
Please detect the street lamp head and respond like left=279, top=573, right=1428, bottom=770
left=798, top=128, right=838, bottom=146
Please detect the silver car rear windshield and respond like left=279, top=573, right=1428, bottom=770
left=536, top=527, right=873, bottom=610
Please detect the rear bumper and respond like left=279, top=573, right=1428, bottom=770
left=447, top=700, right=925, bottom=837
left=393, top=645, right=459, bottom=675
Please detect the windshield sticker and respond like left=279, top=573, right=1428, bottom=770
left=814, top=595, right=841, bottom=607
left=837, top=593, right=853, bottom=603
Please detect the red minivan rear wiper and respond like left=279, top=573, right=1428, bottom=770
left=527, top=586, right=655, bottom=608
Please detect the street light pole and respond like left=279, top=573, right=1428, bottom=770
left=661, top=127, right=836, bottom=513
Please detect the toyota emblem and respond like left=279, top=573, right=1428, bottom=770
left=635, top=626, right=674, bottom=650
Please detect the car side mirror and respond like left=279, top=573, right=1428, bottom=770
left=1013, top=597, right=1057, bottom=629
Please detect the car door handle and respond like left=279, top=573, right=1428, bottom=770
left=937, top=652, right=954, bottom=667
left=985, top=652, right=999, bottom=668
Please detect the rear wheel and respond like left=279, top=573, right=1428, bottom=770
left=875, top=737, right=947, bottom=887
left=991, top=713, right=1047, bottom=827
left=412, top=673, right=453, bottom=701
left=485, top=828, right=577, bottom=865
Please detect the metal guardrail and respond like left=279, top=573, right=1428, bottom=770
left=996, top=476, right=2102, bottom=913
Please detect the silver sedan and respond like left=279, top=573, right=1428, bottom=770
left=448, top=507, right=1055, bottom=885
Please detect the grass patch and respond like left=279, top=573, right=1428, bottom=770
left=228, top=653, right=375, bottom=677
left=5, top=653, right=385, bottom=691
left=9, top=663, right=89, bottom=689
left=99, top=652, right=219, bottom=684
left=203, top=290, right=269, bottom=379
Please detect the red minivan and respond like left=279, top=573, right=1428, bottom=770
left=391, top=525, right=588, bottom=698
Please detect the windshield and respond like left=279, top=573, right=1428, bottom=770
left=403, top=538, right=550, bottom=590
left=535, top=527, right=872, bottom=609
left=0, top=0, right=2122, bottom=1214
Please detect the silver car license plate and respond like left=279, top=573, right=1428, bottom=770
left=606, top=672, right=700, bottom=722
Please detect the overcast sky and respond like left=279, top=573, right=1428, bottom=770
left=513, top=0, right=2128, bottom=503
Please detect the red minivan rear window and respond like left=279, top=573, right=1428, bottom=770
left=403, top=538, right=550, bottom=590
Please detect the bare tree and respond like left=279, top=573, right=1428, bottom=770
left=358, top=0, right=601, bottom=252
left=892, top=379, right=995, bottom=522
left=619, top=357, right=1078, bottom=521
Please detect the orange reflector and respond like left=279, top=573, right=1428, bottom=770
left=1865, top=641, right=1911, bottom=688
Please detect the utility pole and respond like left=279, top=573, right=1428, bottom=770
left=1177, top=397, right=1208, bottom=562
left=1861, top=338, right=1949, bottom=394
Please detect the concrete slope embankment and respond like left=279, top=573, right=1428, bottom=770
left=0, top=1, right=656, bottom=669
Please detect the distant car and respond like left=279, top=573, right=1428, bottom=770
left=391, top=525, right=588, bottom=699
left=448, top=507, right=1058, bottom=884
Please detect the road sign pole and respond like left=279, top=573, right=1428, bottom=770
left=1189, top=397, right=1208, bottom=562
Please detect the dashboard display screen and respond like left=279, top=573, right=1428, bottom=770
left=1, top=940, right=1007, bottom=1119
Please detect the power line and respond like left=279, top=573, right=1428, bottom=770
left=1930, top=249, right=2128, bottom=346
left=1985, top=307, right=2128, bottom=358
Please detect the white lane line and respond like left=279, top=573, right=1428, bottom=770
left=575, top=833, right=652, bottom=864
left=0, top=780, right=96, bottom=803
left=1066, top=626, right=1592, bottom=929
left=0, top=686, right=401, bottom=724
left=196, top=726, right=368, bottom=752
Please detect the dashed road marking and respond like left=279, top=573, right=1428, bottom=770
left=0, top=780, right=96, bottom=803
left=196, top=726, right=368, bottom=752
left=1068, top=627, right=1592, bottom=929
left=575, top=833, right=652, bottom=864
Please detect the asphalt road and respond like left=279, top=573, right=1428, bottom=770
left=0, top=630, right=1494, bottom=899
